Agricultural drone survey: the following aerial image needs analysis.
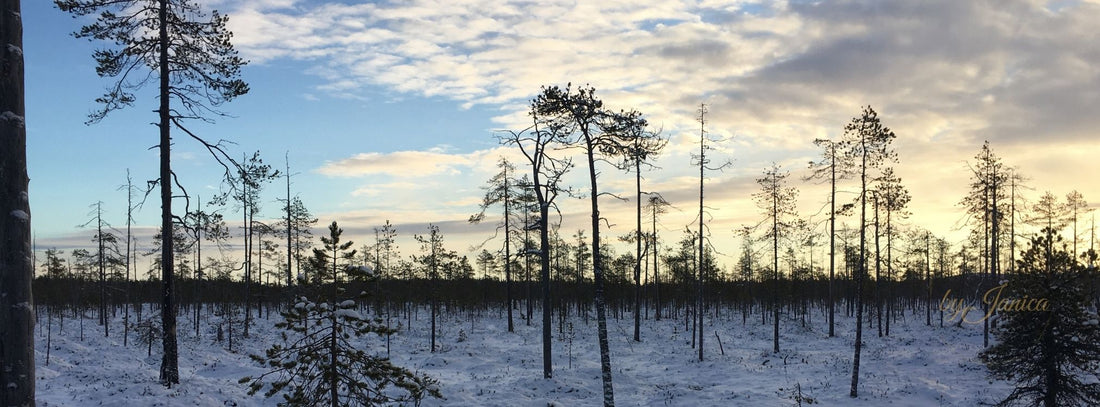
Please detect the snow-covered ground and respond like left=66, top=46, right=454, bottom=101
left=34, top=305, right=1012, bottom=406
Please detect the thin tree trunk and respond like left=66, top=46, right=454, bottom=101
left=653, top=206, right=660, bottom=321
left=773, top=185, right=780, bottom=353
left=886, top=209, right=892, bottom=336
left=874, top=195, right=881, bottom=338
left=195, top=199, right=202, bottom=338
left=530, top=116, right=554, bottom=379
left=828, top=142, right=837, bottom=338
left=504, top=171, right=513, bottom=333
left=125, top=172, right=133, bottom=347
left=157, top=0, right=179, bottom=386
left=633, top=145, right=642, bottom=342
left=849, top=124, right=868, bottom=398
left=697, top=104, right=705, bottom=362
left=98, top=202, right=107, bottom=337
left=925, top=231, right=931, bottom=327
left=586, top=137, right=615, bottom=407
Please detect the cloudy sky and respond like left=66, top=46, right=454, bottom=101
left=23, top=0, right=1100, bottom=272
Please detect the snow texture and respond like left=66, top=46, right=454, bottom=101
left=1, top=111, right=24, bottom=128
left=333, top=309, right=363, bottom=320
left=10, top=209, right=28, bottom=222
left=346, top=265, right=374, bottom=277
left=34, top=304, right=1015, bottom=406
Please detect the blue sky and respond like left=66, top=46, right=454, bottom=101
left=24, top=0, right=1100, bottom=272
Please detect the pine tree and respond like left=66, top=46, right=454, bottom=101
left=470, top=157, right=520, bottom=332
left=981, top=229, right=1100, bottom=407
left=533, top=84, right=625, bottom=405
left=753, top=163, right=799, bottom=353
left=806, top=137, right=854, bottom=337
left=57, top=0, right=249, bottom=385
left=502, top=107, right=573, bottom=379
left=244, top=221, right=440, bottom=406
left=613, top=115, right=665, bottom=343
left=840, top=105, right=897, bottom=398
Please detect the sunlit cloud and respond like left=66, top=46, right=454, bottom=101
left=205, top=0, right=1100, bottom=259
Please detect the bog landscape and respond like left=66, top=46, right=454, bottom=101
left=3, top=0, right=1100, bottom=406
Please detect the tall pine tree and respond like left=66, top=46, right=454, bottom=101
left=57, top=0, right=249, bottom=385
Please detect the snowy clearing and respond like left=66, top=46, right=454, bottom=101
left=34, top=305, right=1012, bottom=406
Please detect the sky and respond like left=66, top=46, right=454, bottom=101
left=22, top=0, right=1100, bottom=275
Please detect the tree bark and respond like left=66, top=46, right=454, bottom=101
left=504, top=170, right=513, bottom=333
left=850, top=122, right=868, bottom=398
left=527, top=115, right=555, bottom=379
left=585, top=135, right=615, bottom=407
left=828, top=142, right=836, bottom=338
left=285, top=155, right=293, bottom=287
left=697, top=104, right=705, bottom=363
left=633, top=144, right=642, bottom=342
left=772, top=183, right=779, bottom=354
left=1, top=1, right=35, bottom=403
left=158, top=0, right=180, bottom=386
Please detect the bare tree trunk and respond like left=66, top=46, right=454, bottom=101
left=925, top=232, right=932, bottom=327
left=504, top=171, right=513, bottom=333
left=125, top=172, right=133, bottom=347
left=697, top=104, right=705, bottom=362
left=157, top=0, right=180, bottom=386
left=195, top=200, right=202, bottom=339
left=772, top=189, right=779, bottom=353
left=633, top=148, right=642, bottom=342
left=653, top=210, right=660, bottom=321
left=874, top=195, right=881, bottom=338
left=1, top=1, right=35, bottom=402
left=285, top=154, right=293, bottom=287
left=586, top=141, right=615, bottom=407
left=528, top=115, right=555, bottom=379
left=828, top=142, right=837, bottom=338
left=538, top=179, right=553, bottom=379
left=244, top=184, right=252, bottom=337
left=850, top=129, right=868, bottom=398
left=98, top=202, right=107, bottom=336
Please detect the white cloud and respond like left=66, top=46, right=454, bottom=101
left=209, top=0, right=1100, bottom=262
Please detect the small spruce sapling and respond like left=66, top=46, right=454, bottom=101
left=242, top=222, right=440, bottom=406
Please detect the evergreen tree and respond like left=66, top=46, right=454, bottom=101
left=614, top=115, right=665, bottom=343
left=470, top=157, right=520, bottom=332
left=57, top=0, right=249, bottom=385
left=502, top=107, right=573, bottom=378
left=533, top=84, right=628, bottom=404
left=982, top=229, right=1100, bottom=407
left=840, top=105, right=897, bottom=398
left=806, top=137, right=854, bottom=337
left=244, top=221, right=440, bottom=406
left=754, top=163, right=799, bottom=353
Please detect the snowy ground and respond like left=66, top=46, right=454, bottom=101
left=34, top=305, right=1012, bottom=406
